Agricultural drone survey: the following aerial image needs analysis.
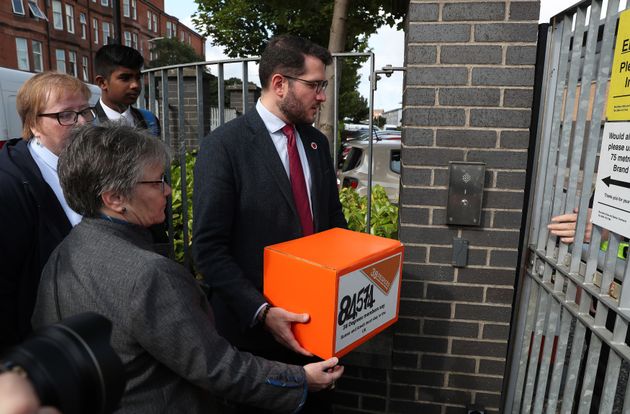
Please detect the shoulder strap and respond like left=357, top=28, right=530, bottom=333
left=136, top=108, right=160, bottom=137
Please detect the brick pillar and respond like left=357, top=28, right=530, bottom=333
left=396, top=1, right=539, bottom=413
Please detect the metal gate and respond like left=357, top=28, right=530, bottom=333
left=137, top=53, right=394, bottom=266
left=504, top=0, right=630, bottom=412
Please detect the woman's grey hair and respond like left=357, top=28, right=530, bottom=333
left=58, top=124, right=171, bottom=217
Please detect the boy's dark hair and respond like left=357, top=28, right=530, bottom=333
left=94, top=44, right=144, bottom=79
left=259, top=34, right=332, bottom=89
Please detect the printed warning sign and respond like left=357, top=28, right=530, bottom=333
left=592, top=121, right=630, bottom=238
left=607, top=9, right=630, bottom=121
left=334, top=253, right=401, bottom=353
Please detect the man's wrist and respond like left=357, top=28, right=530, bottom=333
left=259, top=304, right=272, bottom=326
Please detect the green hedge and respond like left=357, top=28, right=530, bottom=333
left=170, top=151, right=196, bottom=264
left=339, top=185, right=399, bottom=239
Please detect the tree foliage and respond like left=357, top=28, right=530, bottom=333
left=192, top=0, right=407, bottom=122
left=148, top=37, right=205, bottom=68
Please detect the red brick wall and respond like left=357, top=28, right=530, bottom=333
left=0, top=0, right=205, bottom=81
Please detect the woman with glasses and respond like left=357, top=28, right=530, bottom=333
left=0, top=72, right=95, bottom=351
left=32, top=124, right=342, bottom=413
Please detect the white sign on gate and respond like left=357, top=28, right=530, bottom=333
left=592, top=121, right=630, bottom=238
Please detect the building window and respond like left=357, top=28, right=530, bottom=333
left=93, top=18, right=99, bottom=44
left=32, top=40, right=43, bottom=72
left=131, top=0, right=136, bottom=19
left=52, top=0, right=63, bottom=30
left=103, top=22, right=110, bottom=44
left=124, top=31, right=131, bottom=47
left=152, top=14, right=157, bottom=33
left=12, top=0, right=25, bottom=15
left=147, top=10, right=151, bottom=30
left=28, top=1, right=47, bottom=20
left=65, top=4, right=74, bottom=34
left=166, top=21, right=173, bottom=38
left=101, top=0, right=108, bottom=6
left=132, top=33, right=138, bottom=50
left=123, top=0, right=129, bottom=17
left=68, top=51, right=77, bottom=77
left=82, top=56, right=89, bottom=81
left=56, top=49, right=66, bottom=73
left=15, top=38, right=29, bottom=71
left=180, top=31, right=185, bottom=42
left=80, top=13, right=87, bottom=39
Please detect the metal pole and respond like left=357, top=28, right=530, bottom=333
left=112, top=0, right=121, bottom=44
left=366, top=53, right=375, bottom=234
left=333, top=56, right=339, bottom=166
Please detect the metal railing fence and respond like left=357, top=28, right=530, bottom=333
left=504, top=0, right=630, bottom=412
left=139, top=53, right=382, bottom=266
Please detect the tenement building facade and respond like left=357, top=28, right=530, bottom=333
left=1, top=0, right=204, bottom=81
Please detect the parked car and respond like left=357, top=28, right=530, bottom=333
left=338, top=130, right=401, bottom=168
left=337, top=139, right=401, bottom=203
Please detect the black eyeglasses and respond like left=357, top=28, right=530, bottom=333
left=282, top=75, right=328, bottom=94
left=137, top=175, right=168, bottom=193
left=37, top=107, right=96, bottom=126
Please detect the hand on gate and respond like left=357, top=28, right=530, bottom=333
left=548, top=208, right=593, bottom=244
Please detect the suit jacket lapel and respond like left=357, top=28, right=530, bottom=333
left=94, top=101, right=108, bottom=124
left=297, top=126, right=322, bottom=232
left=244, top=111, right=298, bottom=217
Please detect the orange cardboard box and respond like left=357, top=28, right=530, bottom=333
left=263, top=228, right=403, bottom=359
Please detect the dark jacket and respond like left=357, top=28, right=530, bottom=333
left=192, top=108, right=347, bottom=358
left=94, top=101, right=161, bottom=136
left=0, top=138, right=71, bottom=351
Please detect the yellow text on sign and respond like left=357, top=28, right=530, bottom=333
left=607, top=9, right=630, bottom=121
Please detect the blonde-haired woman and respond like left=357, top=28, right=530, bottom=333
left=0, top=72, right=95, bottom=351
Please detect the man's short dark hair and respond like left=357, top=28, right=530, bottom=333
left=95, top=44, right=144, bottom=79
left=259, top=34, right=332, bottom=89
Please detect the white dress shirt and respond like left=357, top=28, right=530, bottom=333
left=99, top=98, right=135, bottom=127
left=28, top=138, right=82, bottom=226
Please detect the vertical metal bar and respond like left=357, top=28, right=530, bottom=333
left=333, top=56, right=339, bottom=167
left=366, top=53, right=375, bottom=233
left=180, top=142, right=190, bottom=270
left=545, top=307, right=574, bottom=413
left=196, top=65, right=205, bottom=141
left=522, top=288, right=550, bottom=413
left=576, top=336, right=602, bottom=414
left=560, top=321, right=588, bottom=414
left=161, top=68, right=174, bottom=259
left=242, top=61, right=248, bottom=114
left=600, top=348, right=623, bottom=412
left=510, top=274, right=536, bottom=413
left=218, top=63, right=225, bottom=125
left=532, top=296, right=561, bottom=413
left=148, top=71, right=156, bottom=115
left=177, top=67, right=185, bottom=150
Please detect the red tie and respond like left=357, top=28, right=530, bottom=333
left=282, top=124, right=314, bottom=236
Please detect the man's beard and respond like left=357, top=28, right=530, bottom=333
left=279, top=87, right=317, bottom=125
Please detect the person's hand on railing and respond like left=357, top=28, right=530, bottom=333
left=548, top=208, right=593, bottom=244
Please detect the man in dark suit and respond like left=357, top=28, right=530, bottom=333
left=193, top=34, right=347, bottom=412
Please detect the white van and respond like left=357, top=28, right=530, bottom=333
left=0, top=67, right=101, bottom=144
